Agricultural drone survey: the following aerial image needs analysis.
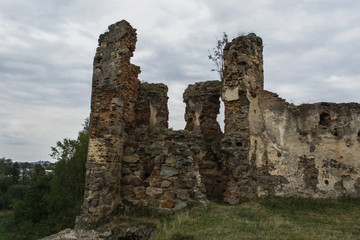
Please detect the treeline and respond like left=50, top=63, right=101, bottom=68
left=0, top=158, right=52, bottom=210
left=0, top=119, right=89, bottom=239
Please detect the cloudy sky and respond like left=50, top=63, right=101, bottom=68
left=1, top=0, right=359, bottom=162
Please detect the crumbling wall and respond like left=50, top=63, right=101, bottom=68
left=183, top=80, right=222, bottom=138
left=135, top=83, right=169, bottom=128
left=77, top=21, right=208, bottom=228
left=219, top=33, right=360, bottom=203
left=79, top=20, right=360, bottom=227
left=183, top=81, right=229, bottom=197
left=219, top=34, right=264, bottom=203
left=77, top=20, right=141, bottom=227
left=121, top=127, right=206, bottom=210
left=251, top=94, right=360, bottom=198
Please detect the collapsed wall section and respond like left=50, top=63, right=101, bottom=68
left=77, top=20, right=141, bottom=227
left=121, top=127, right=207, bottom=210
left=183, top=80, right=222, bottom=138
left=135, top=83, right=169, bottom=128
left=183, top=81, right=229, bottom=197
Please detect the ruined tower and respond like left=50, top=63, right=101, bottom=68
left=222, top=33, right=264, bottom=133
left=219, top=34, right=264, bottom=203
left=77, top=20, right=141, bottom=226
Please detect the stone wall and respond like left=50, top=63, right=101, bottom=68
left=77, top=20, right=141, bottom=227
left=135, top=83, right=169, bottom=128
left=183, top=80, right=222, bottom=138
left=121, top=127, right=206, bottom=211
left=250, top=93, right=360, bottom=198
left=77, top=21, right=360, bottom=227
left=220, top=33, right=360, bottom=202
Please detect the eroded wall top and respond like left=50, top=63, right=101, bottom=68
left=78, top=21, right=360, bottom=229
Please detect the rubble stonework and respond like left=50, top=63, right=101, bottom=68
left=77, top=20, right=360, bottom=228
left=135, top=83, right=169, bottom=128
left=183, top=80, right=222, bottom=138
left=76, top=20, right=141, bottom=227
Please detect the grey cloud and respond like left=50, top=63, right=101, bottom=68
left=1, top=0, right=360, bottom=161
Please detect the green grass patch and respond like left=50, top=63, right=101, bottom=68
left=149, top=198, right=360, bottom=240
left=2, top=198, right=360, bottom=240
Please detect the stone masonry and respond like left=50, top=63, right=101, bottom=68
left=77, top=20, right=360, bottom=228
left=76, top=20, right=141, bottom=227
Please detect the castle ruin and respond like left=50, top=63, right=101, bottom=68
left=76, top=20, right=360, bottom=227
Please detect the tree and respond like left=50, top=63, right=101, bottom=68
left=14, top=174, right=53, bottom=223
left=31, top=164, right=46, bottom=182
left=47, top=118, right=89, bottom=229
left=8, top=118, right=89, bottom=238
left=0, top=157, right=12, bottom=178
left=208, top=32, right=228, bottom=81
left=10, top=162, right=20, bottom=184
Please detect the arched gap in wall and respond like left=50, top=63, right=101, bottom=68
left=217, top=97, right=225, bottom=133
left=167, top=82, right=187, bottom=130
left=319, top=112, right=331, bottom=127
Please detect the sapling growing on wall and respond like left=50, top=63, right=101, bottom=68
left=208, top=32, right=228, bottom=81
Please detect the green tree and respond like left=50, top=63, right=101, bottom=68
left=31, top=164, right=46, bottom=182
left=0, top=157, right=12, bottom=178
left=208, top=32, right=228, bottom=81
left=7, top=118, right=89, bottom=238
left=13, top=174, right=53, bottom=223
left=10, top=162, right=20, bottom=184
left=47, top=118, right=89, bottom=229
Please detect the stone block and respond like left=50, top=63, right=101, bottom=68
left=134, top=186, right=146, bottom=199
left=177, top=189, right=190, bottom=200
left=146, top=187, right=163, bottom=199
left=161, top=180, right=172, bottom=188
left=163, top=191, right=176, bottom=200
left=121, top=176, right=142, bottom=186
left=123, top=155, right=140, bottom=163
left=174, top=201, right=187, bottom=210
left=160, top=166, right=179, bottom=177
left=160, top=200, right=175, bottom=209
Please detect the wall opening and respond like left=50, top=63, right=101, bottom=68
left=217, top=97, right=225, bottom=133
left=319, top=112, right=331, bottom=127
left=167, top=83, right=187, bottom=130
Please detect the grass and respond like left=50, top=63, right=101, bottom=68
left=148, top=198, right=360, bottom=240
left=1, top=198, right=360, bottom=240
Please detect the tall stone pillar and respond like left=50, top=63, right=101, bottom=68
left=220, top=33, right=264, bottom=203
left=77, top=20, right=141, bottom=227
left=222, top=33, right=263, bottom=134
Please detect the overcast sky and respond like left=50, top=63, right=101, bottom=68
left=1, top=0, right=360, bottom=162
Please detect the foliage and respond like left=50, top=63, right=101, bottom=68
left=13, top=174, right=53, bottom=223
left=47, top=118, right=89, bottom=230
left=208, top=32, right=228, bottom=81
left=31, top=164, right=46, bottom=182
left=5, top=185, right=28, bottom=201
left=0, top=158, right=12, bottom=178
left=0, top=118, right=89, bottom=239
left=10, top=162, right=20, bottom=184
